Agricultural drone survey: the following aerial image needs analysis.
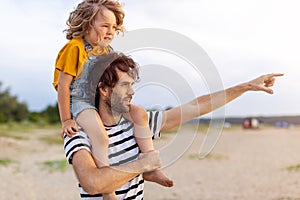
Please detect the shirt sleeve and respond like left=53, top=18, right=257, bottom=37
left=147, top=110, right=162, bottom=139
left=55, top=42, right=82, bottom=77
left=64, top=128, right=92, bottom=164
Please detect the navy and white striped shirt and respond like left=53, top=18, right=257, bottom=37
left=64, top=110, right=162, bottom=200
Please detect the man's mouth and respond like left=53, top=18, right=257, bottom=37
left=124, top=97, right=132, bottom=105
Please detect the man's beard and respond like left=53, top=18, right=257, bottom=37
left=105, top=92, right=131, bottom=115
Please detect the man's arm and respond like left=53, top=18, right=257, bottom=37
left=160, top=73, right=283, bottom=132
left=72, top=149, right=161, bottom=195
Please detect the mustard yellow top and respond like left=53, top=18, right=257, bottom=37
left=52, top=37, right=109, bottom=90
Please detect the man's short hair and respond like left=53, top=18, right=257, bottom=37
left=99, top=53, right=139, bottom=88
left=94, top=52, right=139, bottom=106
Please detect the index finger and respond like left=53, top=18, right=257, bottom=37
left=270, top=73, right=284, bottom=77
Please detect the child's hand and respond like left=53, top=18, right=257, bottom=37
left=61, top=119, right=78, bottom=138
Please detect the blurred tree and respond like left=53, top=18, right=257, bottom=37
left=0, top=82, right=29, bottom=122
left=13, top=103, right=29, bottom=122
left=0, top=81, right=60, bottom=124
left=41, top=103, right=60, bottom=124
left=28, top=112, right=41, bottom=123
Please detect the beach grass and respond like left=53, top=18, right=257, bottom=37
left=0, top=122, right=60, bottom=140
left=38, top=159, right=69, bottom=172
left=187, top=153, right=229, bottom=160
left=0, top=122, right=60, bottom=133
left=0, top=158, right=18, bottom=167
left=285, top=164, right=300, bottom=172
left=161, top=124, right=210, bottom=134
left=39, top=134, right=63, bottom=145
left=0, top=131, right=28, bottom=140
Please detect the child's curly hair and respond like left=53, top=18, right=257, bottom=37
left=64, top=0, right=125, bottom=40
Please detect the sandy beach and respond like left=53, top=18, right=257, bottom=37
left=1, top=125, right=300, bottom=200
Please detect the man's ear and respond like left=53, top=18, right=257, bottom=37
left=98, top=82, right=109, bottom=97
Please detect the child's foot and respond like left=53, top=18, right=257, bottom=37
left=143, top=169, right=174, bottom=187
left=102, top=193, right=118, bottom=200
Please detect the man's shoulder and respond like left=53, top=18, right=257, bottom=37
left=64, top=129, right=91, bottom=164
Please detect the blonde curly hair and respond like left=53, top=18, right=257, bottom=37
left=64, top=0, right=125, bottom=40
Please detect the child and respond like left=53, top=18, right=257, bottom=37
left=53, top=0, right=173, bottom=199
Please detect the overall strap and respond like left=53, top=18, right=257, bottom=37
left=83, top=38, right=93, bottom=52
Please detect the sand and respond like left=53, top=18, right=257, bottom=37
left=1, top=126, right=300, bottom=200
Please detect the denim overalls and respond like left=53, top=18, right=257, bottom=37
left=70, top=40, right=100, bottom=119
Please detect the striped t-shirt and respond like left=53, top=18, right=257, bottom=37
left=64, top=110, right=162, bottom=200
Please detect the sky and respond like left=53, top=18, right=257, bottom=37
left=0, top=0, right=299, bottom=117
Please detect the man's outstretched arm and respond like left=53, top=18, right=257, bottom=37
left=72, top=149, right=161, bottom=195
left=160, top=73, right=284, bottom=132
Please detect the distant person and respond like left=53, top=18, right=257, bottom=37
left=53, top=1, right=172, bottom=199
left=64, top=52, right=283, bottom=199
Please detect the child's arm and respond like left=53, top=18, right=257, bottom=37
left=57, top=71, right=78, bottom=138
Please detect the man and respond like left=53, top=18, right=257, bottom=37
left=64, top=52, right=283, bottom=199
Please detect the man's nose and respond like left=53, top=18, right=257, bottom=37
left=128, top=86, right=135, bottom=96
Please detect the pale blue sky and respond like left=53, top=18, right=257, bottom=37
left=0, top=0, right=299, bottom=117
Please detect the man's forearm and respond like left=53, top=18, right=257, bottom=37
left=196, top=82, right=250, bottom=116
left=161, top=82, right=250, bottom=132
left=72, top=150, right=161, bottom=195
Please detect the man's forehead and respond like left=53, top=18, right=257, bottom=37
left=116, top=70, right=134, bottom=82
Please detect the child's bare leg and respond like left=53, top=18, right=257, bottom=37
left=143, top=169, right=174, bottom=187
left=136, top=136, right=174, bottom=187
left=136, top=124, right=172, bottom=190
left=76, top=109, right=118, bottom=199
left=129, top=105, right=173, bottom=187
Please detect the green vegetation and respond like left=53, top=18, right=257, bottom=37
left=0, top=81, right=60, bottom=125
left=0, top=122, right=60, bottom=140
left=205, top=153, right=229, bottom=160
left=0, top=158, right=17, bottom=166
left=188, top=153, right=229, bottom=160
left=0, top=122, right=59, bottom=132
left=285, top=164, right=300, bottom=172
left=161, top=123, right=210, bottom=134
left=0, top=82, right=29, bottom=123
left=38, top=159, right=69, bottom=172
left=40, top=134, right=63, bottom=145
left=0, top=131, right=28, bottom=140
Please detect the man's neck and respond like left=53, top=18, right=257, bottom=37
left=98, top=102, right=122, bottom=126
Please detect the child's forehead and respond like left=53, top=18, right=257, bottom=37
left=95, top=7, right=116, bottom=23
